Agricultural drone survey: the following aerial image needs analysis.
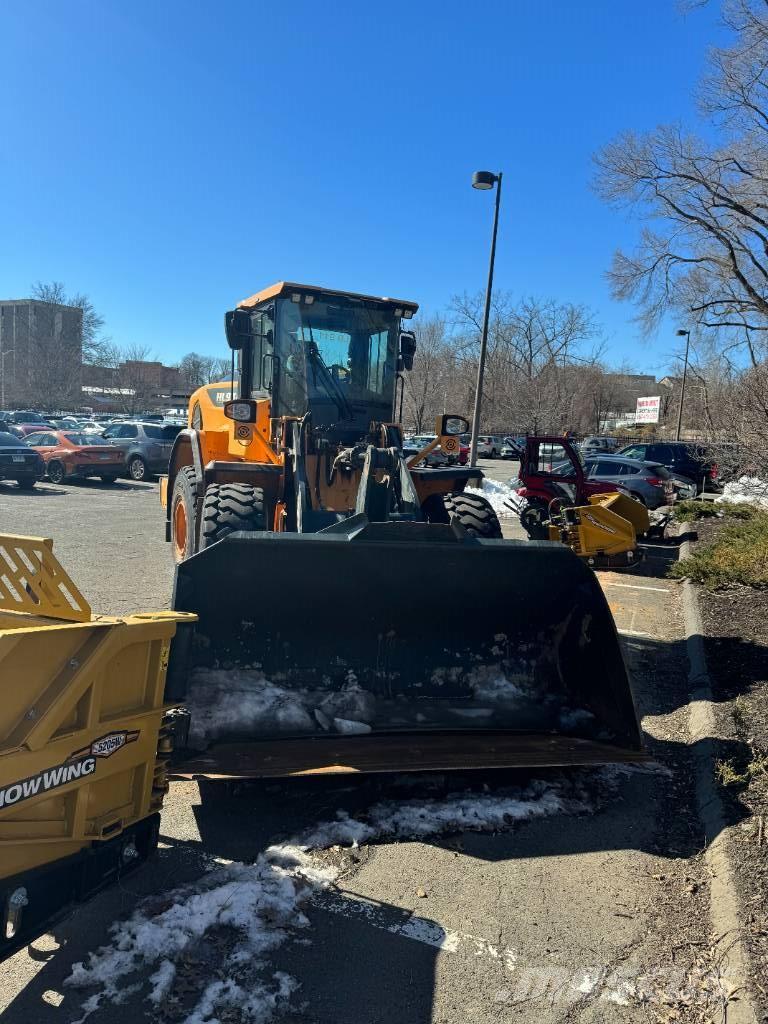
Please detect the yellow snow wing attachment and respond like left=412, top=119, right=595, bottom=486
left=0, top=534, right=91, bottom=623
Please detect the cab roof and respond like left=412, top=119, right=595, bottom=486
left=237, top=281, right=418, bottom=314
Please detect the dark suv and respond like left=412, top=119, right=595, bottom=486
left=0, top=431, right=44, bottom=488
left=100, top=421, right=182, bottom=481
left=617, top=441, right=718, bottom=493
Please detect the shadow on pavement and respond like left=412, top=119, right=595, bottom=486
left=0, top=484, right=66, bottom=498
left=0, top=626, right=752, bottom=1024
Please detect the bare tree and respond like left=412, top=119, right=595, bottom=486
left=401, top=316, right=454, bottom=433
left=594, top=1, right=768, bottom=361
left=31, top=280, right=109, bottom=364
left=449, top=292, right=601, bottom=432
left=178, top=352, right=231, bottom=390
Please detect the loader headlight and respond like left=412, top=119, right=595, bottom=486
left=224, top=400, right=258, bottom=423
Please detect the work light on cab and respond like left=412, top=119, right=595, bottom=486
left=224, top=400, right=258, bottom=422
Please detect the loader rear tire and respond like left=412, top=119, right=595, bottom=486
left=422, top=491, right=503, bottom=539
left=201, top=483, right=267, bottom=548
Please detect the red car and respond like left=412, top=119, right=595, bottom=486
left=24, top=429, right=124, bottom=484
left=9, top=421, right=55, bottom=436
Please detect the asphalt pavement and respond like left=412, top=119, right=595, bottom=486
left=0, top=467, right=714, bottom=1023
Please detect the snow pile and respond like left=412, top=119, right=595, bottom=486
left=66, top=776, right=599, bottom=1022
left=716, top=475, right=768, bottom=509
left=468, top=666, right=529, bottom=705
left=465, top=477, right=520, bottom=517
left=186, top=668, right=375, bottom=745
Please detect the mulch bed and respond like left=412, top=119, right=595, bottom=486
left=691, top=518, right=768, bottom=1015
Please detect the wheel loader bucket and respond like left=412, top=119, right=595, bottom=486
left=170, top=519, right=646, bottom=777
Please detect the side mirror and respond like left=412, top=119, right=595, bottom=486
left=225, top=309, right=253, bottom=350
left=439, top=415, right=469, bottom=436
left=399, top=331, right=417, bottom=371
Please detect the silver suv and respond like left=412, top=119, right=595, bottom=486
left=582, top=454, right=675, bottom=509
left=100, top=421, right=182, bottom=481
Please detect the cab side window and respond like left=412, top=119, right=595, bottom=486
left=535, top=443, right=575, bottom=476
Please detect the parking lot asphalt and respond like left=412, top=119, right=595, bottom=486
left=0, top=465, right=712, bottom=1024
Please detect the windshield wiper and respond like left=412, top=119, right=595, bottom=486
left=306, top=326, right=354, bottom=420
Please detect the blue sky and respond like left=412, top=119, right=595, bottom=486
left=1, top=0, right=727, bottom=374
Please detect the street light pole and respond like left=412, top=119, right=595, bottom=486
left=674, top=329, right=691, bottom=441
left=469, top=170, right=503, bottom=468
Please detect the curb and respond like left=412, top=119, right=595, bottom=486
left=678, top=522, right=757, bottom=1023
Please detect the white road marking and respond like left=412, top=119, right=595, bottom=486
left=618, top=629, right=653, bottom=638
left=312, top=889, right=517, bottom=968
left=600, top=582, right=670, bottom=593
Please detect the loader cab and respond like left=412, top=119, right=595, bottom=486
left=226, top=283, right=418, bottom=443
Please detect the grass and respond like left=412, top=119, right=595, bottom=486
left=672, top=499, right=757, bottom=522
left=716, top=750, right=768, bottom=788
left=670, top=508, right=768, bottom=589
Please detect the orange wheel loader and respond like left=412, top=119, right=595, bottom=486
left=159, top=282, right=646, bottom=778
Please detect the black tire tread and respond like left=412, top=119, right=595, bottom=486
left=171, top=466, right=199, bottom=561
left=427, top=490, right=503, bottom=539
left=201, top=483, right=267, bottom=547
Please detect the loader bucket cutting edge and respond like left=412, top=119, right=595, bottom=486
left=171, top=523, right=645, bottom=774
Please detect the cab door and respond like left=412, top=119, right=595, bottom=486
left=522, top=436, right=585, bottom=504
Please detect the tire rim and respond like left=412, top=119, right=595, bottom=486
left=131, top=458, right=145, bottom=480
left=49, top=463, right=64, bottom=484
left=173, top=498, right=188, bottom=560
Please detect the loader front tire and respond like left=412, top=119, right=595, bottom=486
left=422, top=491, right=503, bottom=539
left=171, top=465, right=200, bottom=563
left=201, top=483, right=267, bottom=548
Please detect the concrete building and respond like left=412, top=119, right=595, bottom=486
left=0, top=300, right=83, bottom=409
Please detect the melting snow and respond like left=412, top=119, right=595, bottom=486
left=717, top=475, right=768, bottom=508
left=465, top=477, right=520, bottom=517
left=66, top=776, right=600, bottom=1023
left=186, top=669, right=376, bottom=745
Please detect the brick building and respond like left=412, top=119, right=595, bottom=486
left=82, top=360, right=189, bottom=412
left=0, top=300, right=83, bottom=409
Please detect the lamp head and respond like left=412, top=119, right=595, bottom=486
left=472, top=171, right=498, bottom=190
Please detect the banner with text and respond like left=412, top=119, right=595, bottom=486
left=635, top=395, right=661, bottom=424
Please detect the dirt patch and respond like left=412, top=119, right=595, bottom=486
left=687, top=518, right=768, bottom=1014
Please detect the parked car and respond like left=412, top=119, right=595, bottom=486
left=476, top=435, right=505, bottom=458
left=76, top=421, right=106, bottom=434
left=579, top=435, right=619, bottom=456
left=5, top=410, right=50, bottom=425
left=403, top=436, right=449, bottom=468
left=582, top=454, right=675, bottom=509
left=12, top=422, right=59, bottom=436
left=100, top=421, right=183, bottom=480
left=667, top=472, right=697, bottom=501
left=616, top=441, right=719, bottom=493
left=0, top=431, right=44, bottom=489
left=24, top=430, right=125, bottom=484
left=501, top=437, right=524, bottom=459
left=49, top=417, right=82, bottom=430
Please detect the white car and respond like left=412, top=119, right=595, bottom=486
left=476, top=435, right=505, bottom=458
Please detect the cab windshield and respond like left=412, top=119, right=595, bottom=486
left=276, top=299, right=398, bottom=417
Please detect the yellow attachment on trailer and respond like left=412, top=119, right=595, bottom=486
left=588, top=491, right=651, bottom=537
left=547, top=492, right=647, bottom=568
left=0, top=534, right=195, bottom=960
